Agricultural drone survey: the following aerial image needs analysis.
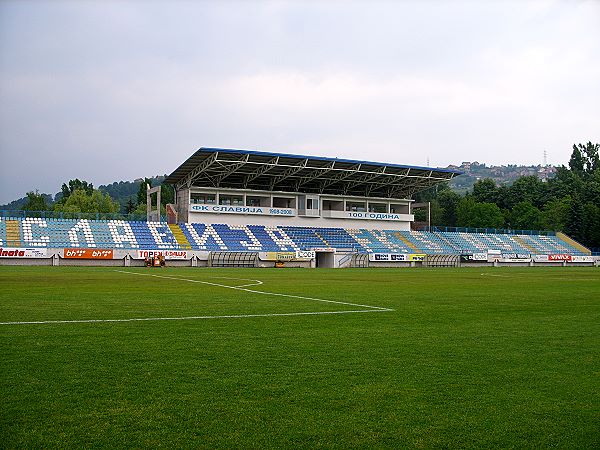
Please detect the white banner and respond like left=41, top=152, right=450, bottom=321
left=533, top=255, right=550, bottom=262
left=0, top=247, right=48, bottom=258
left=134, top=250, right=190, bottom=260
left=258, top=251, right=315, bottom=261
left=572, top=255, right=595, bottom=263
left=322, top=210, right=413, bottom=222
left=191, top=204, right=295, bottom=217
left=368, top=253, right=409, bottom=262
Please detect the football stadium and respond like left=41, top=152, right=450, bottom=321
left=1, top=148, right=599, bottom=448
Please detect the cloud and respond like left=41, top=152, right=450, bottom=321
left=0, top=0, right=599, bottom=204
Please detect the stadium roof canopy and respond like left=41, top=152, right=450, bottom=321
left=165, top=147, right=462, bottom=199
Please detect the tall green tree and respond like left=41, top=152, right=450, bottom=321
left=507, top=201, right=543, bottom=231
left=59, top=179, right=94, bottom=202
left=565, top=194, right=585, bottom=243
left=436, top=190, right=461, bottom=227
left=125, top=198, right=137, bottom=214
left=53, top=188, right=120, bottom=214
left=541, top=197, right=571, bottom=231
left=21, top=191, right=49, bottom=211
left=456, top=197, right=504, bottom=228
left=472, top=178, right=498, bottom=203
left=137, top=178, right=153, bottom=205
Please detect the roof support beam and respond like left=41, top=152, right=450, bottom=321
left=341, top=166, right=388, bottom=195
left=294, top=161, right=336, bottom=190
left=318, top=164, right=362, bottom=193
left=177, top=151, right=219, bottom=190
left=213, top=154, right=250, bottom=186
left=242, top=156, right=279, bottom=188
left=269, top=159, right=308, bottom=190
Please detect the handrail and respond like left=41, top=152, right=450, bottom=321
left=422, top=225, right=555, bottom=236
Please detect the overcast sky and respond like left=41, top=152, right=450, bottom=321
left=0, top=0, right=599, bottom=204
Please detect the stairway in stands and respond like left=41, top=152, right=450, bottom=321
left=5, top=220, right=21, bottom=246
left=168, top=224, right=193, bottom=249
left=512, top=236, right=538, bottom=254
left=393, top=232, right=419, bottom=251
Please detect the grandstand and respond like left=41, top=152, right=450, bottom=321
left=0, top=217, right=588, bottom=256
left=0, top=147, right=594, bottom=266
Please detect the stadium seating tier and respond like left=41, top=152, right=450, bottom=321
left=0, top=217, right=586, bottom=255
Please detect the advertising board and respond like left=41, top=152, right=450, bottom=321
left=571, top=255, right=595, bottom=263
left=368, top=253, right=408, bottom=262
left=134, top=250, right=190, bottom=260
left=63, top=249, right=114, bottom=259
left=258, top=251, right=315, bottom=261
left=548, top=254, right=572, bottom=261
left=368, top=253, right=424, bottom=262
left=0, top=247, right=48, bottom=258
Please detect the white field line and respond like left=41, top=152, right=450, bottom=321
left=0, top=310, right=390, bottom=326
left=0, top=270, right=393, bottom=326
left=115, top=270, right=392, bottom=311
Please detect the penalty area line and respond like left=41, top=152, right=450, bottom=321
left=0, top=309, right=391, bottom=326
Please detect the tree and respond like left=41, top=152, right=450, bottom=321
left=505, top=176, right=547, bottom=209
left=137, top=178, right=153, bottom=205
left=569, top=144, right=585, bottom=177
left=507, top=201, right=543, bottom=231
left=125, top=198, right=137, bottom=214
left=21, top=190, right=48, bottom=211
left=542, top=197, right=570, bottom=231
left=568, top=142, right=599, bottom=179
left=160, top=183, right=175, bottom=205
left=565, top=194, right=585, bottom=243
left=53, top=188, right=120, bottom=214
left=582, top=202, right=600, bottom=248
left=436, top=189, right=461, bottom=227
left=59, top=179, right=94, bottom=202
left=472, top=178, right=498, bottom=203
left=456, top=197, right=504, bottom=228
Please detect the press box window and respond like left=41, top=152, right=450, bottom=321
left=191, top=193, right=216, bottom=204
left=219, top=195, right=244, bottom=206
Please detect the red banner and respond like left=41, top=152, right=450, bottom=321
left=548, top=254, right=572, bottom=261
left=63, top=248, right=114, bottom=259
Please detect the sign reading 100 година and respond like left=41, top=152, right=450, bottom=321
left=191, top=205, right=295, bottom=216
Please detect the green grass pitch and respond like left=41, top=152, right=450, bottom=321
left=1, top=266, right=599, bottom=448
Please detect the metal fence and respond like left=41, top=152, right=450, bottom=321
left=418, top=225, right=556, bottom=236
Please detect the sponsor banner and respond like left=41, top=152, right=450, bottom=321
left=191, top=204, right=295, bottom=217
left=548, top=254, right=572, bottom=261
left=368, top=253, right=424, bottom=262
left=259, top=251, right=314, bottom=261
left=500, top=257, right=532, bottom=263
left=533, top=254, right=549, bottom=262
left=368, top=253, right=408, bottom=262
left=296, top=250, right=315, bottom=260
left=63, top=248, right=114, bottom=259
left=311, top=247, right=335, bottom=253
left=460, top=254, right=474, bottom=262
left=134, top=250, right=190, bottom=260
left=498, top=253, right=531, bottom=263
left=502, top=253, right=531, bottom=259
left=572, top=255, right=595, bottom=263
left=0, top=247, right=48, bottom=258
left=473, top=252, right=488, bottom=261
